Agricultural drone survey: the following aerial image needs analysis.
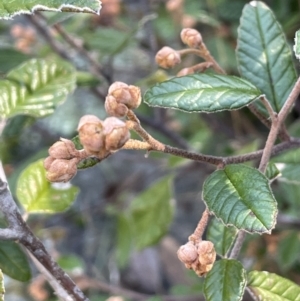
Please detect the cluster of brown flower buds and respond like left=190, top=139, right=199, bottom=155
left=105, top=82, right=141, bottom=118
left=77, top=115, right=130, bottom=157
left=44, top=81, right=142, bottom=183
left=155, top=28, right=202, bottom=70
left=44, top=139, right=81, bottom=183
left=177, top=240, right=216, bottom=276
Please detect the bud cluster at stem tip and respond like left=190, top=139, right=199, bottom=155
left=44, top=138, right=81, bottom=183
left=155, top=46, right=181, bottom=69
left=180, top=28, right=202, bottom=48
left=77, top=115, right=130, bottom=157
left=105, top=81, right=141, bottom=118
left=177, top=240, right=216, bottom=277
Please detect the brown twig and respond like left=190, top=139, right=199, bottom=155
left=188, top=209, right=210, bottom=243
left=0, top=180, right=89, bottom=301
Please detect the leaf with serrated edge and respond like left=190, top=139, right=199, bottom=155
left=16, top=159, right=79, bottom=213
left=294, top=30, right=300, bottom=60
left=237, top=1, right=297, bottom=114
left=248, top=271, right=300, bottom=300
left=207, top=218, right=238, bottom=257
left=0, top=0, right=101, bottom=19
left=0, top=270, right=4, bottom=301
left=204, top=259, right=246, bottom=301
left=203, top=164, right=277, bottom=234
left=0, top=59, right=76, bottom=118
left=144, top=73, right=261, bottom=113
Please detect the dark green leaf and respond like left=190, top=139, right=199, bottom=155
left=248, top=271, right=300, bottom=300
left=76, top=71, right=101, bottom=87
left=265, top=163, right=281, bottom=181
left=0, top=269, right=3, bottom=300
left=0, top=241, right=31, bottom=281
left=237, top=1, right=297, bottom=114
left=207, top=218, right=238, bottom=257
left=0, top=48, right=30, bottom=74
left=16, top=159, right=79, bottom=213
left=203, top=164, right=277, bottom=234
left=144, top=74, right=261, bottom=113
left=0, top=59, right=76, bottom=118
left=294, top=30, right=300, bottom=60
left=0, top=0, right=101, bottom=19
left=204, top=259, right=246, bottom=301
left=277, top=231, right=300, bottom=271
left=116, top=214, right=133, bottom=267
left=129, top=175, right=174, bottom=250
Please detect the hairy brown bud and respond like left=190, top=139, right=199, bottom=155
left=44, top=157, right=78, bottom=183
left=48, top=138, right=78, bottom=159
left=155, top=46, right=181, bottom=69
left=105, top=82, right=141, bottom=117
left=180, top=28, right=202, bottom=48
left=197, top=240, right=216, bottom=266
left=105, top=95, right=128, bottom=118
left=177, top=242, right=198, bottom=265
left=77, top=115, right=105, bottom=155
left=103, top=117, right=130, bottom=151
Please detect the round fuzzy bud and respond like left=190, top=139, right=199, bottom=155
left=77, top=115, right=105, bottom=155
left=105, top=95, right=128, bottom=118
left=197, top=240, right=216, bottom=266
left=180, top=28, right=202, bottom=48
left=48, top=139, right=77, bottom=159
left=44, top=156, right=55, bottom=170
left=177, top=242, right=198, bottom=265
left=44, top=157, right=78, bottom=183
left=103, top=117, right=130, bottom=151
left=155, top=46, right=181, bottom=69
left=106, top=81, right=141, bottom=113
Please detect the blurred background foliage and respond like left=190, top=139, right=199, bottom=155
left=0, top=0, right=300, bottom=300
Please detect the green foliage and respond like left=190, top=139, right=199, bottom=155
left=237, top=1, right=297, bottom=115
left=0, top=59, right=76, bottom=118
left=204, top=259, right=246, bottom=301
left=277, top=231, right=300, bottom=271
left=16, top=159, right=79, bottom=213
left=294, top=30, right=300, bottom=60
left=207, top=218, right=238, bottom=257
left=116, top=176, right=174, bottom=265
left=0, top=48, right=30, bottom=74
left=0, top=270, right=4, bottom=301
left=0, top=241, right=31, bottom=282
left=247, top=271, right=300, bottom=300
left=203, top=164, right=277, bottom=233
left=144, top=74, right=261, bottom=113
left=0, top=0, right=101, bottom=19
left=265, top=162, right=281, bottom=181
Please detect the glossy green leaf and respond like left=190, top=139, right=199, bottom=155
left=16, top=159, right=79, bottom=213
left=265, top=163, right=281, bottom=181
left=0, top=241, right=31, bottom=281
left=294, top=30, right=300, bottom=60
left=144, top=74, right=261, bottom=113
left=0, top=270, right=4, bottom=301
left=237, top=1, right=297, bottom=114
left=0, top=59, right=76, bottom=118
left=277, top=231, right=300, bottom=271
left=204, top=259, right=246, bottom=301
left=248, top=271, right=300, bottom=300
left=203, top=164, right=277, bottom=234
left=129, top=175, right=174, bottom=250
left=0, top=0, right=101, bottom=19
left=207, top=218, right=238, bottom=257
